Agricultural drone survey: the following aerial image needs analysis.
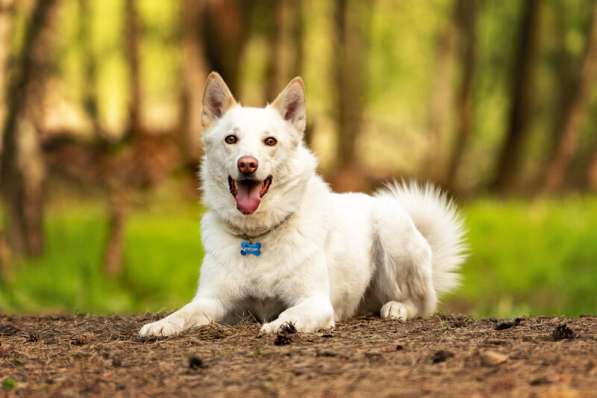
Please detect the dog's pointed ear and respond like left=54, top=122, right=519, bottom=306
left=202, top=72, right=237, bottom=128
left=271, top=77, right=306, bottom=133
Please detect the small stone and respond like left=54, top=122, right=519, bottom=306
left=480, top=350, right=508, bottom=366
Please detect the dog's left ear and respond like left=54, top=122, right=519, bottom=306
left=271, top=77, right=306, bottom=134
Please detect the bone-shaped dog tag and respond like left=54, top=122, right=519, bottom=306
left=240, top=241, right=262, bottom=256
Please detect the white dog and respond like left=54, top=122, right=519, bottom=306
left=139, top=72, right=466, bottom=337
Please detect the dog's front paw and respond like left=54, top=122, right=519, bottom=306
left=139, top=318, right=184, bottom=337
left=259, top=319, right=289, bottom=335
left=260, top=317, right=333, bottom=335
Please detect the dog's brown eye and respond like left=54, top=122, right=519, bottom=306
left=264, top=137, right=277, bottom=146
left=225, top=135, right=238, bottom=144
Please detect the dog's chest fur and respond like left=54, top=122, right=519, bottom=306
left=201, top=211, right=325, bottom=320
left=232, top=295, right=287, bottom=323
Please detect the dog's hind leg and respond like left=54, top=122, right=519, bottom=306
left=380, top=300, right=418, bottom=321
left=371, top=197, right=438, bottom=320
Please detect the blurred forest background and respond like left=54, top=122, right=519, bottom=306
left=0, top=0, right=596, bottom=317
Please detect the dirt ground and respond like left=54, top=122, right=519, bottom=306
left=0, top=314, right=595, bottom=397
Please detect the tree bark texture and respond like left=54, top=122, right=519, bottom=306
left=179, top=0, right=207, bottom=166
left=0, top=0, right=60, bottom=257
left=201, top=0, right=251, bottom=94
left=490, top=0, right=542, bottom=194
left=444, top=0, right=478, bottom=191
left=543, top=2, right=597, bottom=192
left=333, top=0, right=373, bottom=172
left=124, top=0, right=143, bottom=137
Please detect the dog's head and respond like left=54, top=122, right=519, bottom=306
left=200, top=72, right=316, bottom=228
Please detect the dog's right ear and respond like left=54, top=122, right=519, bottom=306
left=202, top=72, right=237, bottom=128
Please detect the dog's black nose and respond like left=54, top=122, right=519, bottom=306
left=238, top=156, right=258, bottom=174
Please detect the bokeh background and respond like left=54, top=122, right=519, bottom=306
left=0, top=0, right=596, bottom=317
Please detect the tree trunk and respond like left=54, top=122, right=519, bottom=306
left=78, top=0, right=103, bottom=136
left=0, top=230, right=9, bottom=273
left=0, top=0, right=14, bottom=135
left=103, top=192, right=127, bottom=277
left=179, top=0, right=207, bottom=167
left=444, top=0, right=478, bottom=190
left=124, top=0, right=142, bottom=137
left=201, top=0, right=251, bottom=94
left=423, top=3, right=456, bottom=183
left=588, top=149, right=597, bottom=191
left=288, top=0, right=309, bottom=146
left=261, top=0, right=308, bottom=145
left=289, top=0, right=303, bottom=80
left=264, top=0, right=304, bottom=101
left=490, top=0, right=542, bottom=194
left=543, top=2, right=597, bottom=193
left=99, top=0, right=144, bottom=277
left=547, top=0, right=577, bottom=152
left=264, top=0, right=283, bottom=101
left=0, top=0, right=14, bottom=270
left=0, top=0, right=59, bottom=257
left=332, top=0, right=373, bottom=191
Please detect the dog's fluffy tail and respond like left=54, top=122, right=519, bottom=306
left=382, top=181, right=467, bottom=295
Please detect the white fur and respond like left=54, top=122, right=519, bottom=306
left=139, top=83, right=467, bottom=337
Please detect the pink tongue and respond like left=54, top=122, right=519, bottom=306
left=235, top=182, right=261, bottom=214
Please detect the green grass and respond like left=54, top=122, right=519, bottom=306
left=453, top=197, right=597, bottom=317
left=0, top=198, right=203, bottom=314
left=1, top=196, right=595, bottom=317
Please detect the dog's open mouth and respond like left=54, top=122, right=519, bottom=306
left=228, top=175, right=272, bottom=215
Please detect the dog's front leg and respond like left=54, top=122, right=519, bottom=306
left=260, top=296, right=335, bottom=334
left=139, top=297, right=225, bottom=337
